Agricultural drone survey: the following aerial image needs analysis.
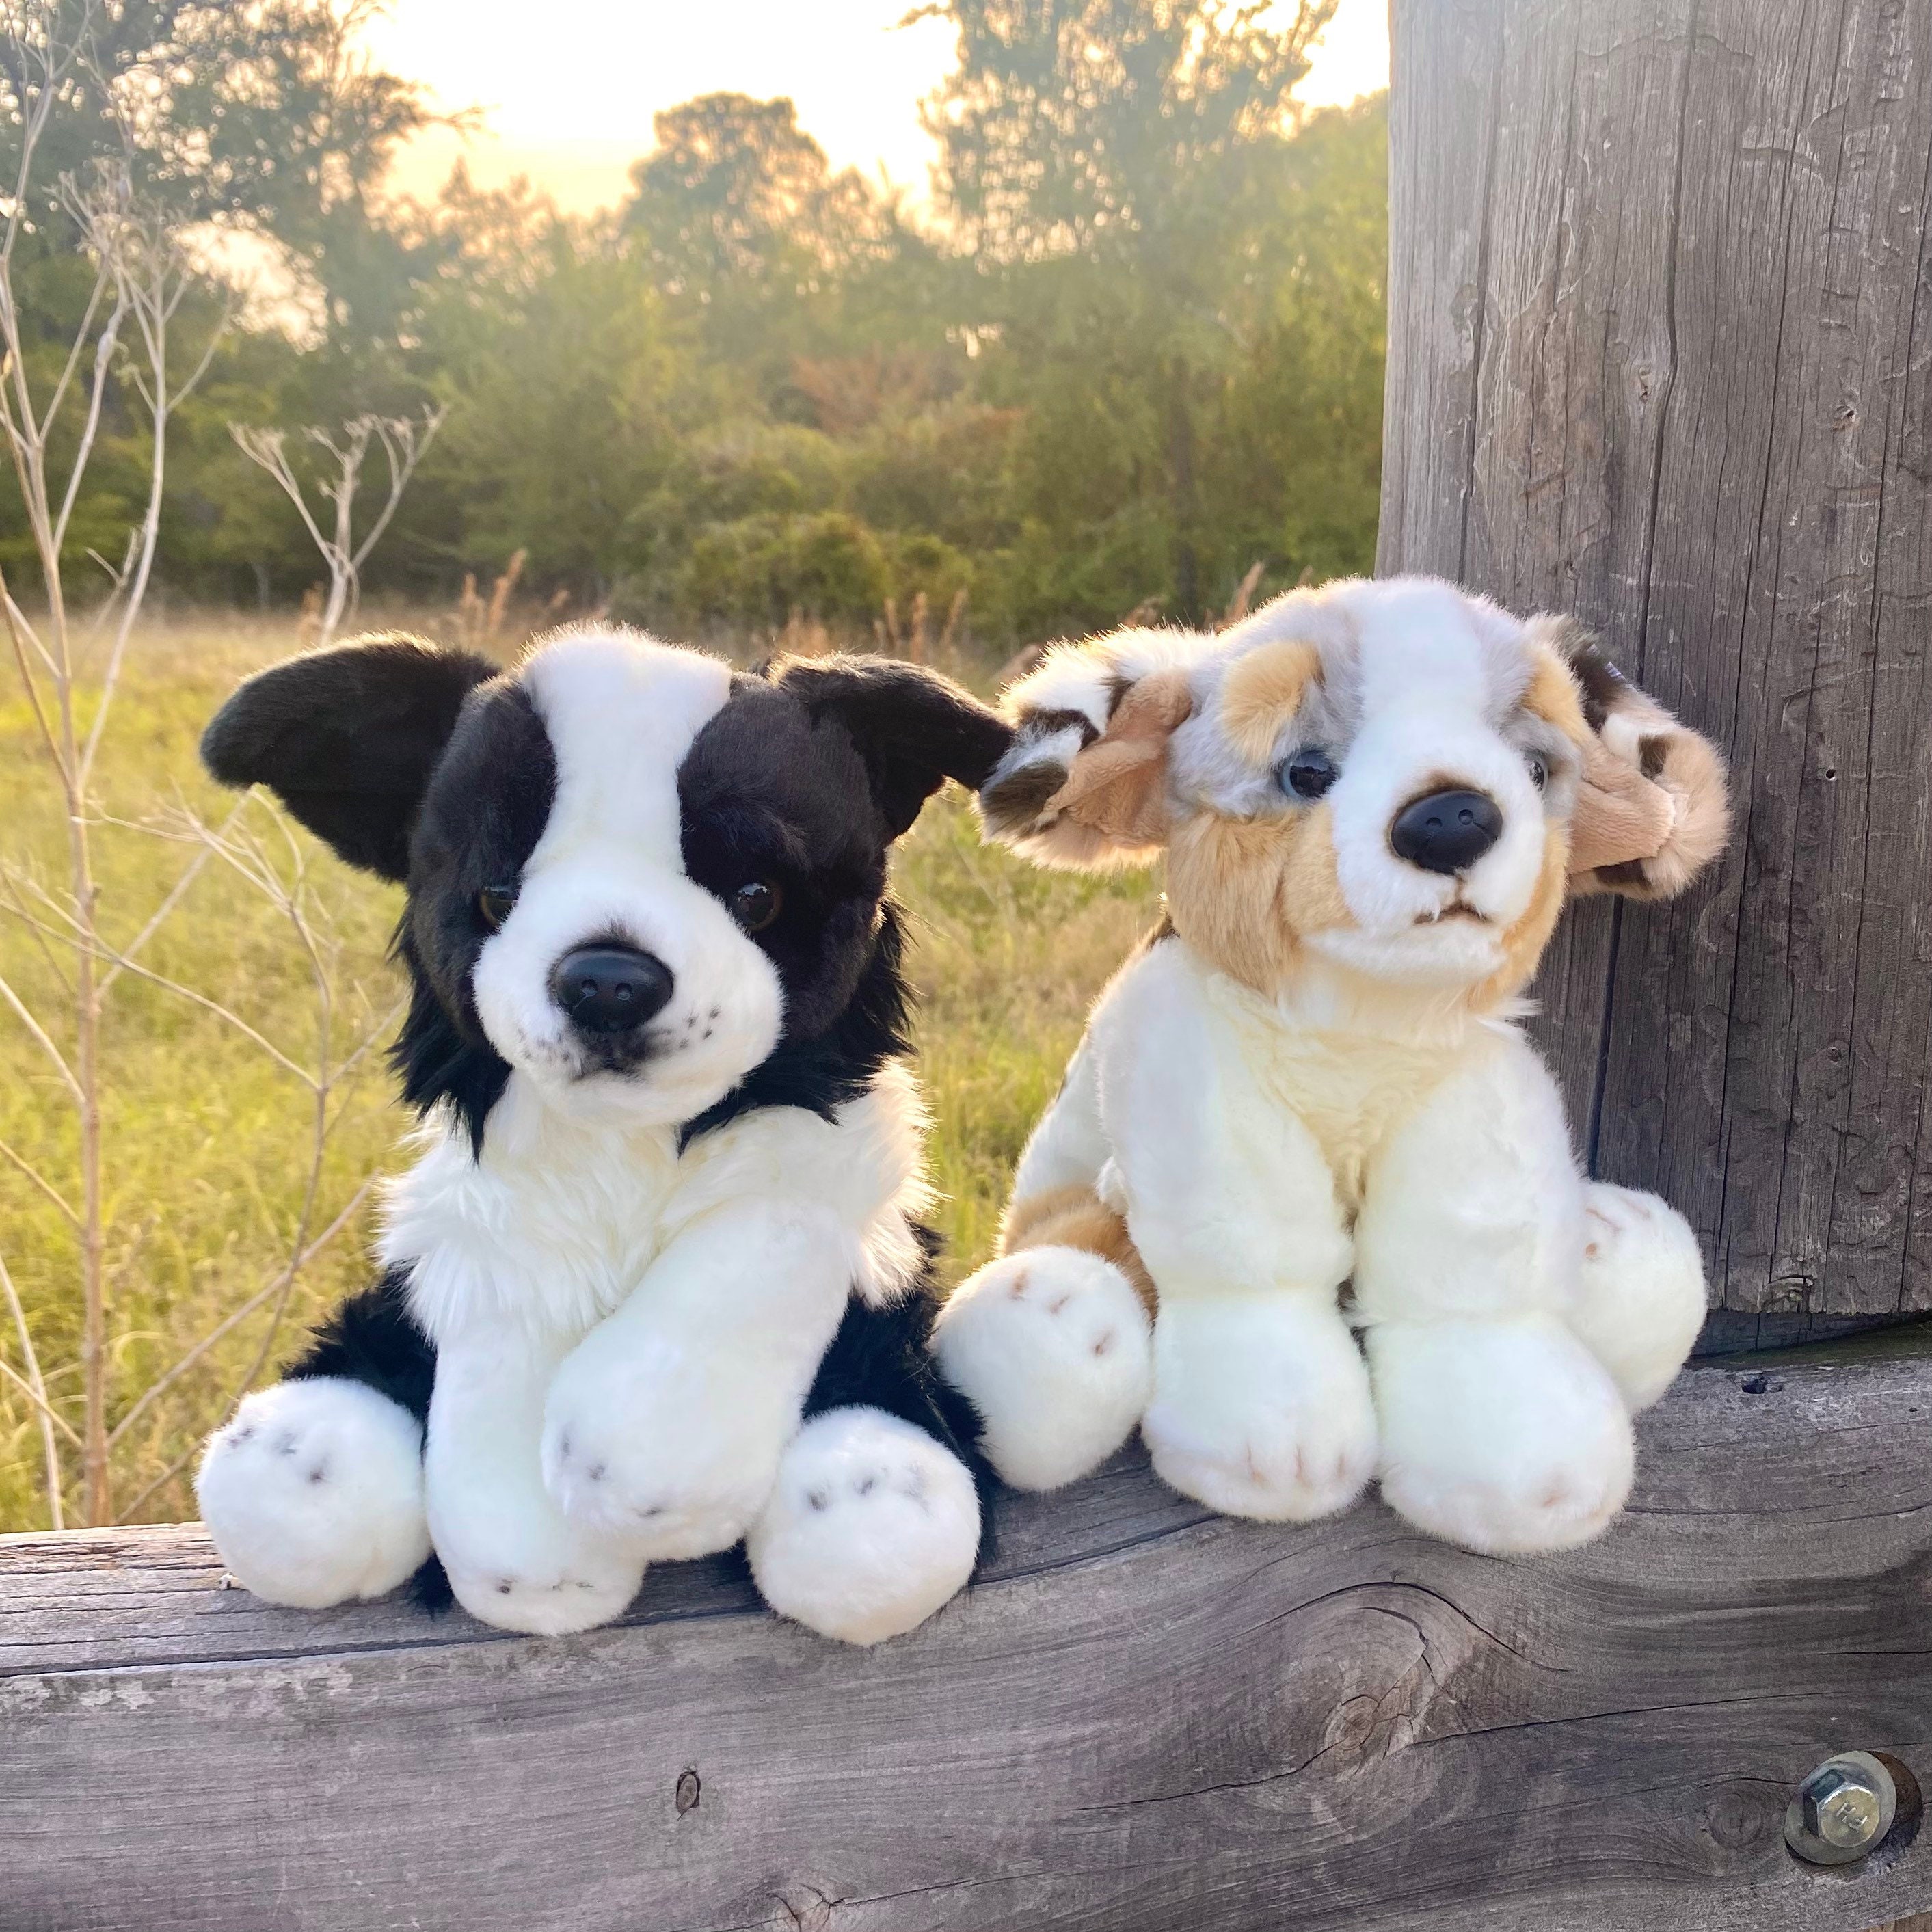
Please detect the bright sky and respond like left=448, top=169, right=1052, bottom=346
left=368, top=0, right=1390, bottom=215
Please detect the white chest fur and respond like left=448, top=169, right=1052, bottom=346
left=378, top=1062, right=934, bottom=1349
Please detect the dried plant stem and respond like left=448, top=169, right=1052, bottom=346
left=1, top=1248, right=67, bottom=1527
left=0, top=1134, right=79, bottom=1226
left=231, top=406, right=448, bottom=647
left=0, top=10, right=234, bottom=1525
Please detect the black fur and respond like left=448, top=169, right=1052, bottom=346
left=679, top=901, right=914, bottom=1147
left=201, top=638, right=499, bottom=880
left=773, top=656, right=1015, bottom=839
left=391, top=680, right=556, bottom=1153
left=388, top=934, right=515, bottom=1160
left=286, top=1265, right=435, bottom=1421
left=1553, top=623, right=1628, bottom=734
left=675, top=658, right=1006, bottom=1143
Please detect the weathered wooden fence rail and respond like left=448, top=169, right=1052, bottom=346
left=4, top=1345, right=1931, bottom=1932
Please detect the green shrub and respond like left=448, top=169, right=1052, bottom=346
left=672, top=509, right=891, bottom=628
left=883, top=530, right=974, bottom=613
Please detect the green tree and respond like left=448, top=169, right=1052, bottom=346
left=620, top=93, right=945, bottom=400
left=409, top=176, right=706, bottom=596
left=0, top=0, right=440, bottom=597
left=918, top=0, right=1341, bottom=624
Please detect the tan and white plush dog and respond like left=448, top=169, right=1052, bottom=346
left=932, top=575, right=1729, bottom=1555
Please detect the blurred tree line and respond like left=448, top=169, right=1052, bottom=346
left=3, top=0, right=1386, bottom=645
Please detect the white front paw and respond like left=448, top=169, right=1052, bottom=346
left=1371, top=1318, right=1635, bottom=1553
left=747, top=1407, right=980, bottom=1645
left=541, top=1343, right=784, bottom=1559
left=429, top=1438, right=647, bottom=1635
left=196, top=1378, right=429, bottom=1608
left=1569, top=1183, right=1708, bottom=1410
left=930, top=1247, right=1152, bottom=1490
left=1142, top=1296, right=1377, bottom=1522
left=436, top=1529, right=646, bottom=1636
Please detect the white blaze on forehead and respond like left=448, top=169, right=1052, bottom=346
left=520, top=630, right=732, bottom=872
left=1352, top=580, right=1503, bottom=714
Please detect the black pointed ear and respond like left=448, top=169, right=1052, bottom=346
left=201, top=634, right=500, bottom=881
left=773, top=656, right=1015, bottom=840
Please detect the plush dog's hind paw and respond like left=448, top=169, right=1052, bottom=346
left=747, top=1406, right=980, bottom=1646
left=930, top=1246, right=1151, bottom=1490
left=196, top=1377, right=430, bottom=1608
left=1371, top=1318, right=1635, bottom=1554
left=1568, top=1183, right=1708, bottom=1411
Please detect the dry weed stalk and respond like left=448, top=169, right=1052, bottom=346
left=0, top=7, right=234, bottom=1521
left=766, top=605, right=833, bottom=660
left=452, top=548, right=528, bottom=652
left=0, top=3, right=392, bottom=1527
left=875, top=587, right=970, bottom=667
left=0, top=801, right=402, bottom=1524
left=230, top=405, right=449, bottom=647
left=1221, top=559, right=1265, bottom=628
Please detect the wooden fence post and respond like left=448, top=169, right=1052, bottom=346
left=1379, top=0, right=1932, bottom=1353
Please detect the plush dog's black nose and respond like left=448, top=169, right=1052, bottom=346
left=550, top=945, right=674, bottom=1035
left=1389, top=788, right=1504, bottom=875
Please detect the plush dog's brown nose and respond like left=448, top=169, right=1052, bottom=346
left=551, top=945, right=674, bottom=1035
left=1390, top=788, right=1503, bottom=875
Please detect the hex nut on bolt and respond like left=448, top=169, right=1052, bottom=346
left=1785, top=1752, right=1897, bottom=1867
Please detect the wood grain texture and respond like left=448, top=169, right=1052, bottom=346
left=1379, top=0, right=1932, bottom=1336
left=5, top=1354, right=1932, bottom=1932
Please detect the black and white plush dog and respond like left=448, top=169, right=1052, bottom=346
left=193, top=626, right=1010, bottom=1644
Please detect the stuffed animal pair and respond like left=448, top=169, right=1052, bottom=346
left=198, top=577, right=1726, bottom=1648
left=935, top=575, right=1728, bottom=1555
left=196, top=628, right=1010, bottom=1643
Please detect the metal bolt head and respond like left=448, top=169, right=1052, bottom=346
left=1786, top=1752, right=1897, bottom=1866
left=1804, top=1767, right=1882, bottom=1847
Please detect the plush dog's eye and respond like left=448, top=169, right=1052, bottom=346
left=731, top=880, right=782, bottom=935
left=1525, top=751, right=1549, bottom=791
left=1280, top=748, right=1339, bottom=801
left=477, top=885, right=516, bottom=930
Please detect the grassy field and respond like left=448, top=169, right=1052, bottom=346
left=0, top=613, right=1158, bottom=1533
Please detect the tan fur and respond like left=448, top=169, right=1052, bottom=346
left=1206, top=974, right=1464, bottom=1219
left=1036, top=669, right=1193, bottom=857
left=1522, top=644, right=1594, bottom=748
left=1165, top=803, right=1351, bottom=997
left=1473, top=823, right=1571, bottom=1009
left=1519, top=628, right=1721, bottom=889
left=1537, top=636, right=1731, bottom=898
left=1218, top=637, right=1321, bottom=765
left=1568, top=737, right=1680, bottom=876
left=1001, top=1183, right=1157, bottom=1317
left=1570, top=720, right=1730, bottom=898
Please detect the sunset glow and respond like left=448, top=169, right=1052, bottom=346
left=370, top=0, right=1391, bottom=213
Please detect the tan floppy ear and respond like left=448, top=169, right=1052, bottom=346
left=1541, top=621, right=1731, bottom=900
left=978, top=629, right=1204, bottom=870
